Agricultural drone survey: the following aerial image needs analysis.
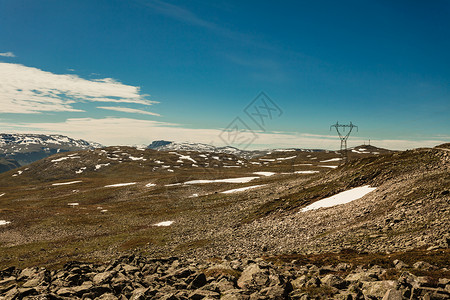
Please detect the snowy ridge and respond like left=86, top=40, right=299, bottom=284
left=0, top=133, right=102, bottom=148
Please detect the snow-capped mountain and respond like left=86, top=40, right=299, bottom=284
left=0, top=134, right=102, bottom=167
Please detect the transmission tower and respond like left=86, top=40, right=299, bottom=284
left=330, top=121, right=358, bottom=163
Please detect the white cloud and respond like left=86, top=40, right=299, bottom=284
left=0, top=52, right=15, bottom=57
left=0, top=62, right=156, bottom=114
left=0, top=117, right=446, bottom=150
left=97, top=106, right=161, bottom=116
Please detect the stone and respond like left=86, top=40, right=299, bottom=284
left=188, top=273, right=207, bottom=289
left=130, top=287, right=149, bottom=300
left=237, top=264, right=269, bottom=290
left=0, top=276, right=16, bottom=286
left=18, top=267, right=38, bottom=280
left=188, top=289, right=220, bottom=299
left=321, top=274, right=347, bottom=289
left=413, top=261, right=436, bottom=271
left=393, top=259, right=408, bottom=270
left=362, top=280, right=397, bottom=299
left=290, top=276, right=307, bottom=290
left=258, top=284, right=286, bottom=299
left=93, top=272, right=114, bottom=285
left=96, top=293, right=119, bottom=300
left=346, top=271, right=378, bottom=282
left=216, top=278, right=235, bottom=292
left=305, top=276, right=320, bottom=288
left=382, top=289, right=402, bottom=300
left=122, top=264, right=139, bottom=273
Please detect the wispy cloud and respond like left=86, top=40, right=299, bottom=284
left=97, top=106, right=161, bottom=116
left=0, top=62, right=156, bottom=114
left=142, top=0, right=216, bottom=30
left=138, top=0, right=263, bottom=48
left=0, top=52, right=15, bottom=57
left=0, top=117, right=446, bottom=150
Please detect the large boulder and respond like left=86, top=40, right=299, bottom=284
left=237, top=264, right=269, bottom=290
left=362, top=280, right=398, bottom=299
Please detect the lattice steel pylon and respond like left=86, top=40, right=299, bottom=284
left=330, top=121, right=358, bottom=163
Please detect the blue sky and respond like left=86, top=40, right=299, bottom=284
left=0, top=0, right=449, bottom=149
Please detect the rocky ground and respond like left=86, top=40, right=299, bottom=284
left=0, top=145, right=449, bottom=299
left=1, top=253, right=449, bottom=300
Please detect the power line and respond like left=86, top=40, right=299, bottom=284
left=330, top=121, right=358, bottom=163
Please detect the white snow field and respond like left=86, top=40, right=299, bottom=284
left=301, top=185, right=376, bottom=212
left=153, top=221, right=174, bottom=226
left=104, top=182, right=136, bottom=187
left=320, top=158, right=342, bottom=162
left=253, top=172, right=276, bottom=177
left=0, top=220, right=11, bottom=226
left=184, top=177, right=259, bottom=184
left=221, top=185, right=266, bottom=194
left=294, top=171, right=319, bottom=174
left=145, top=183, right=156, bottom=187
left=52, top=181, right=82, bottom=186
left=318, top=165, right=338, bottom=169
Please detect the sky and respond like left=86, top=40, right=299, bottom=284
left=0, top=0, right=449, bottom=150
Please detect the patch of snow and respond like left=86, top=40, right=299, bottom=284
left=372, top=152, right=380, bottom=155
left=320, top=158, right=342, bottom=162
left=52, top=181, right=82, bottom=186
left=259, top=158, right=275, bottom=162
left=165, top=183, right=182, bottom=187
left=358, top=148, right=367, bottom=151
left=95, top=163, right=110, bottom=170
left=153, top=221, right=174, bottom=227
left=129, top=156, right=147, bottom=161
left=185, top=176, right=259, bottom=184
left=12, top=170, right=23, bottom=177
left=294, top=171, right=319, bottom=174
left=167, top=169, right=174, bottom=172
left=318, top=165, right=338, bottom=169
left=301, top=185, right=376, bottom=212
left=75, top=167, right=87, bottom=174
left=145, top=183, right=156, bottom=187
left=189, top=193, right=199, bottom=198
left=0, top=220, right=11, bottom=226
left=221, top=184, right=266, bottom=194
left=0, top=193, right=5, bottom=197
left=294, top=163, right=312, bottom=166
left=274, top=149, right=295, bottom=152
left=178, top=154, right=197, bottom=163
left=223, top=165, right=240, bottom=168
left=276, top=156, right=296, bottom=161
left=100, top=209, right=108, bottom=213
left=352, top=149, right=370, bottom=154
left=104, top=182, right=136, bottom=187
left=68, top=203, right=79, bottom=207
left=155, top=160, right=164, bottom=164
left=51, top=156, right=80, bottom=162
left=250, top=162, right=261, bottom=165
left=253, top=171, right=276, bottom=177
left=199, top=154, right=207, bottom=158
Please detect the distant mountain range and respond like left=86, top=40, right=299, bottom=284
left=147, top=140, right=321, bottom=159
left=0, top=134, right=102, bottom=171
left=0, top=134, right=394, bottom=173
